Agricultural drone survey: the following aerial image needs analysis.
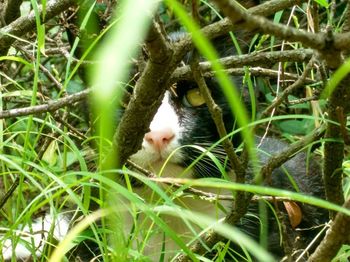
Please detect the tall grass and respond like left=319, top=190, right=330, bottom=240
left=0, top=0, right=349, bottom=262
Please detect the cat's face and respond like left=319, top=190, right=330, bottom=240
left=129, top=91, right=184, bottom=170
left=130, top=78, right=240, bottom=178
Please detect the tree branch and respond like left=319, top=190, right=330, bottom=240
left=0, top=89, right=90, bottom=119
left=0, top=0, right=79, bottom=55
left=173, top=0, right=308, bottom=57
left=171, top=49, right=314, bottom=82
left=260, top=56, right=316, bottom=119
left=2, top=0, right=23, bottom=25
left=309, top=198, right=350, bottom=262
left=107, top=20, right=175, bottom=167
left=212, top=0, right=325, bottom=50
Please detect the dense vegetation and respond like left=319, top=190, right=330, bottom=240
left=0, top=0, right=349, bottom=261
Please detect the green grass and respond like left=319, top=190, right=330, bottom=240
left=1, top=0, right=350, bottom=262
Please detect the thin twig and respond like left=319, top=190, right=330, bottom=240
left=0, top=89, right=91, bottom=119
left=308, top=198, right=350, bottom=262
left=171, top=49, right=314, bottom=82
left=260, top=57, right=317, bottom=119
left=0, top=0, right=80, bottom=55
left=190, top=51, right=244, bottom=180
left=126, top=160, right=295, bottom=203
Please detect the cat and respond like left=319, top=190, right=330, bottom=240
left=70, top=72, right=326, bottom=261
left=1, top=38, right=327, bottom=261
left=115, top=80, right=327, bottom=261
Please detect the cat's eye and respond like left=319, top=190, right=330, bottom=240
left=182, top=88, right=206, bottom=107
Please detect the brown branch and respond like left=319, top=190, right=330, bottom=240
left=208, top=0, right=350, bottom=61
left=260, top=56, right=316, bottom=119
left=0, top=0, right=79, bottom=55
left=16, top=45, right=64, bottom=92
left=258, top=124, right=326, bottom=183
left=212, top=0, right=325, bottom=50
left=190, top=52, right=244, bottom=180
left=173, top=0, right=308, bottom=57
left=127, top=160, right=295, bottom=203
left=172, top=67, right=316, bottom=86
left=0, top=89, right=90, bottom=119
left=309, top=198, right=350, bottom=262
left=323, top=83, right=349, bottom=213
left=171, top=49, right=314, bottom=82
left=2, top=0, right=23, bottom=25
left=106, top=20, right=175, bottom=168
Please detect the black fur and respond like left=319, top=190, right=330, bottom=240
left=168, top=77, right=326, bottom=259
left=72, top=35, right=327, bottom=261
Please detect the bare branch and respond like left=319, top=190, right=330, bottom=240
left=212, top=0, right=326, bottom=51
left=190, top=52, right=244, bottom=180
left=0, top=89, right=90, bottom=119
left=258, top=125, right=326, bottom=183
left=173, top=0, right=308, bottom=56
left=171, top=49, right=314, bottom=82
left=309, top=198, right=350, bottom=262
left=260, top=56, right=316, bottom=119
left=197, top=67, right=316, bottom=85
left=2, top=0, right=23, bottom=25
left=0, top=0, right=79, bottom=55
left=108, top=20, right=175, bottom=167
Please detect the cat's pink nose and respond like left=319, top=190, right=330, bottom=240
left=145, top=128, right=175, bottom=151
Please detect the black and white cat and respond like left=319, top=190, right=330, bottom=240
left=1, top=44, right=326, bottom=261
left=119, top=80, right=327, bottom=261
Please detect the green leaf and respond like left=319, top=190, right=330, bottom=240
left=275, top=119, right=315, bottom=135
left=42, top=140, right=58, bottom=166
left=313, top=0, right=330, bottom=8
left=322, top=55, right=350, bottom=98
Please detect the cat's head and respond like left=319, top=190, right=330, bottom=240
left=129, top=76, right=248, bottom=178
left=128, top=33, right=251, bottom=178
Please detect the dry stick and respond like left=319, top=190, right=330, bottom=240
left=260, top=56, right=316, bottom=119
left=174, top=0, right=309, bottom=57
left=289, top=94, right=319, bottom=105
left=213, top=0, right=325, bottom=51
left=210, top=0, right=350, bottom=52
left=0, top=89, right=90, bottom=119
left=171, top=49, right=314, bottom=81
left=0, top=0, right=79, bottom=55
left=105, top=20, right=175, bottom=168
left=308, top=198, right=350, bottom=262
left=2, top=0, right=23, bottom=25
left=52, top=112, right=87, bottom=141
left=237, top=46, right=316, bottom=187
left=127, top=160, right=295, bottom=203
left=0, top=89, right=90, bottom=209
left=174, top=52, right=252, bottom=261
left=258, top=124, right=326, bottom=183
left=190, top=52, right=244, bottom=180
left=177, top=67, right=316, bottom=85
left=16, top=45, right=64, bottom=92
